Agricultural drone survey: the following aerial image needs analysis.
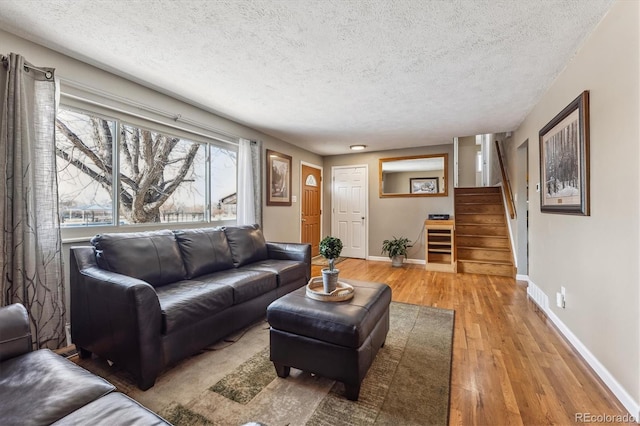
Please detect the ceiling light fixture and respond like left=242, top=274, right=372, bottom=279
left=350, top=145, right=367, bottom=151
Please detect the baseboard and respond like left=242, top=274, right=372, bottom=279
left=367, top=255, right=425, bottom=265
left=526, top=278, right=640, bottom=420
left=516, top=274, right=529, bottom=281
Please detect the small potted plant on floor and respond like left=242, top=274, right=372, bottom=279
left=319, top=235, right=343, bottom=293
left=382, top=236, right=411, bottom=267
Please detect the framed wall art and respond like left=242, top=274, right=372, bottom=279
left=266, top=149, right=292, bottom=206
left=410, top=177, right=439, bottom=194
left=539, top=91, right=590, bottom=215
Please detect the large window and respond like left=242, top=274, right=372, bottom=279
left=56, top=107, right=237, bottom=227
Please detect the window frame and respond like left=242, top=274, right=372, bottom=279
left=56, top=102, right=239, bottom=241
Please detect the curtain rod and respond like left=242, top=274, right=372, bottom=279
left=24, top=64, right=54, bottom=79
left=1, top=55, right=54, bottom=79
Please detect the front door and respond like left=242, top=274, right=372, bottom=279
left=332, top=165, right=367, bottom=259
left=301, top=164, right=322, bottom=257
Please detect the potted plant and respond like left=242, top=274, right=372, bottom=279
left=382, top=236, right=411, bottom=267
left=319, top=236, right=343, bottom=293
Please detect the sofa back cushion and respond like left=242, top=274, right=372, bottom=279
left=173, top=228, right=234, bottom=278
left=91, top=230, right=186, bottom=287
left=223, top=224, right=269, bottom=267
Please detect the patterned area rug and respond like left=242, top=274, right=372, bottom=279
left=73, top=302, right=454, bottom=426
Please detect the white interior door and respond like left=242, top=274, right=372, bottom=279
left=331, top=165, right=367, bottom=259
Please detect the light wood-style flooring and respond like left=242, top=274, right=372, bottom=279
left=313, top=259, right=633, bottom=425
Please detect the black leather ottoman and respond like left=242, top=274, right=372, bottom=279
left=266, top=279, right=391, bottom=400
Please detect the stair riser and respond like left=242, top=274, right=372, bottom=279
left=458, top=261, right=515, bottom=277
left=456, top=204, right=504, bottom=214
left=457, top=236, right=510, bottom=249
left=455, top=187, right=501, bottom=195
left=456, top=214, right=505, bottom=225
left=456, top=225, right=507, bottom=237
left=455, top=194, right=503, bottom=204
left=458, top=248, right=512, bottom=262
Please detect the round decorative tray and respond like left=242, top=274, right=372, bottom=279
left=306, top=276, right=355, bottom=302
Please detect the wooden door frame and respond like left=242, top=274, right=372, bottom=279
left=299, top=161, right=323, bottom=244
left=331, top=164, right=369, bottom=259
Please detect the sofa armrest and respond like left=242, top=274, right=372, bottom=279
left=0, top=303, right=32, bottom=362
left=266, top=242, right=312, bottom=280
left=70, top=246, right=163, bottom=390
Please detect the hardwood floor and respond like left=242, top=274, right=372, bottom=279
left=313, top=259, right=633, bottom=425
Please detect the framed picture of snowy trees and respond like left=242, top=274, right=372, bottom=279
left=539, top=91, right=590, bottom=215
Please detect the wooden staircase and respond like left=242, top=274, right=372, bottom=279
left=455, top=187, right=515, bottom=277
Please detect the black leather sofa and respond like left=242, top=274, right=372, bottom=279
left=70, top=224, right=311, bottom=390
left=0, top=303, right=170, bottom=425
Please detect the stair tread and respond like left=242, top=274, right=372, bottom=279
left=456, top=212, right=504, bottom=214
left=458, top=245, right=510, bottom=251
left=456, top=223, right=506, bottom=226
left=457, top=235, right=508, bottom=238
left=455, top=201, right=502, bottom=206
left=457, top=259, right=514, bottom=265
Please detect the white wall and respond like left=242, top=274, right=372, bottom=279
left=457, top=136, right=478, bottom=187
left=508, top=0, right=639, bottom=414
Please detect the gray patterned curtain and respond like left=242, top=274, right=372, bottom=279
left=0, top=53, right=66, bottom=350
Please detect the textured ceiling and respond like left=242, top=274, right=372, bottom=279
left=0, top=0, right=613, bottom=155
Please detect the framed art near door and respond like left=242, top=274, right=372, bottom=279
left=539, top=91, right=590, bottom=215
left=266, top=149, right=292, bottom=206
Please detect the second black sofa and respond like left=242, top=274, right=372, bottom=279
left=70, top=224, right=310, bottom=390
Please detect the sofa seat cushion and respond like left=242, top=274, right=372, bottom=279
left=242, top=259, right=307, bottom=287
left=193, top=269, right=277, bottom=304
left=174, top=227, right=234, bottom=278
left=0, top=349, right=115, bottom=425
left=156, top=280, right=234, bottom=334
left=91, top=230, right=186, bottom=287
left=52, top=392, right=170, bottom=426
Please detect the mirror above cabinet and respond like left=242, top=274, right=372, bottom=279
left=379, top=153, right=448, bottom=197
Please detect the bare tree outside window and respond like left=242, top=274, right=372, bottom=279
left=55, top=108, right=229, bottom=226
left=118, top=123, right=204, bottom=223
left=56, top=109, right=115, bottom=226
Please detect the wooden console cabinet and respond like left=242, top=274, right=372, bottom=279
left=424, top=219, right=456, bottom=273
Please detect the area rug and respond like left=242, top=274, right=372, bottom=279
left=73, top=302, right=454, bottom=426
left=311, top=255, right=346, bottom=267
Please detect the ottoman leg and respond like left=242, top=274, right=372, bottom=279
left=273, top=362, right=290, bottom=378
left=345, top=383, right=361, bottom=401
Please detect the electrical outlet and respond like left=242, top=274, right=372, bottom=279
left=556, top=291, right=566, bottom=309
